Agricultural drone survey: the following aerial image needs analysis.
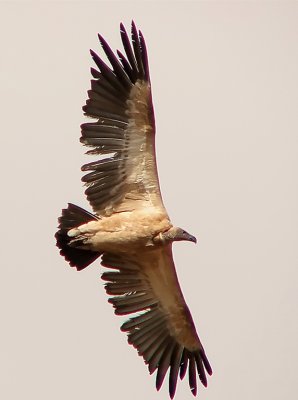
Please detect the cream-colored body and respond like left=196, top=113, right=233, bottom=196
left=68, top=208, right=172, bottom=253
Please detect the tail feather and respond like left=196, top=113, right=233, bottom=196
left=55, top=203, right=101, bottom=271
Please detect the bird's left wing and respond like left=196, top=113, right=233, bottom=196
left=81, top=22, right=165, bottom=216
left=101, top=247, right=212, bottom=398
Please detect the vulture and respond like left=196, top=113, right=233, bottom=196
left=55, top=21, right=212, bottom=398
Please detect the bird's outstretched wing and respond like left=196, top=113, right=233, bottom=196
left=101, top=246, right=212, bottom=398
left=81, top=22, right=164, bottom=216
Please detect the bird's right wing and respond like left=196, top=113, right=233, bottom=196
left=101, top=246, right=212, bottom=398
left=81, top=22, right=166, bottom=217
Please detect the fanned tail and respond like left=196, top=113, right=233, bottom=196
left=55, top=203, right=100, bottom=270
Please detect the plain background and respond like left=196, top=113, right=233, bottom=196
left=1, top=1, right=297, bottom=399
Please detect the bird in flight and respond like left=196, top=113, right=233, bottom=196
left=55, top=21, right=212, bottom=398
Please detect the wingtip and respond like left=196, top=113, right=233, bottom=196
left=90, top=66, right=100, bottom=78
left=120, top=22, right=128, bottom=38
left=199, top=349, right=212, bottom=376
left=169, top=376, right=178, bottom=399
left=199, top=374, right=208, bottom=387
left=97, top=33, right=109, bottom=53
left=155, top=374, right=165, bottom=392
left=169, top=389, right=176, bottom=399
left=139, top=29, right=144, bottom=40
left=131, top=20, right=138, bottom=36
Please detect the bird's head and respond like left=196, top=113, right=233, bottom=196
left=163, top=227, right=197, bottom=244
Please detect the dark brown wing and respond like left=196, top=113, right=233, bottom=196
left=101, top=247, right=212, bottom=398
left=81, top=22, right=166, bottom=217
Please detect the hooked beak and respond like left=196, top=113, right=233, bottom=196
left=187, top=233, right=197, bottom=244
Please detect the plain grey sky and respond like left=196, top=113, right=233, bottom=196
left=1, top=1, right=298, bottom=400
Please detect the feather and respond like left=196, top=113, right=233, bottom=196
left=121, top=308, right=160, bottom=331
left=98, top=34, right=132, bottom=90
left=90, top=49, right=127, bottom=95
left=119, top=22, right=139, bottom=81
left=117, top=49, right=134, bottom=81
left=189, top=354, right=197, bottom=396
left=155, top=340, right=176, bottom=391
left=131, top=21, right=145, bottom=79
left=179, top=349, right=189, bottom=380
left=169, top=344, right=183, bottom=399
